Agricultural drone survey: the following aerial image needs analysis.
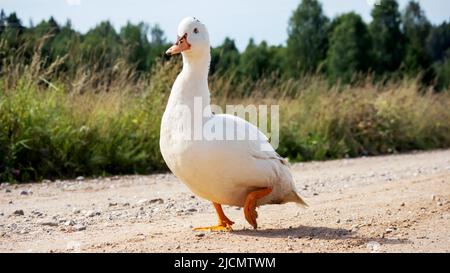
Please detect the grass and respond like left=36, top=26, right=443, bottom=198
left=1, top=53, right=450, bottom=182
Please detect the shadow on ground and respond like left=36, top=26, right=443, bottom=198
left=233, top=225, right=410, bottom=246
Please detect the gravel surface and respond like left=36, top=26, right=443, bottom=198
left=0, top=149, right=449, bottom=253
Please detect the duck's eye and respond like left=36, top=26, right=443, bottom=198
left=193, top=28, right=199, bottom=34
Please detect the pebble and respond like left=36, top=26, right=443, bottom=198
left=336, top=219, right=341, bottom=223
left=20, top=190, right=29, bottom=195
left=76, top=176, right=85, bottom=181
left=38, top=220, right=58, bottom=227
left=72, top=208, right=81, bottom=214
left=136, top=199, right=149, bottom=206
left=366, top=241, right=381, bottom=252
left=149, top=198, right=164, bottom=204
left=400, top=202, right=405, bottom=207
left=84, top=210, right=100, bottom=217
left=186, top=208, right=197, bottom=212
left=195, top=233, right=205, bottom=238
left=5, top=189, right=11, bottom=193
left=73, top=224, right=86, bottom=231
left=108, top=202, right=118, bottom=207
left=385, top=227, right=395, bottom=233
left=64, top=220, right=75, bottom=226
left=20, top=229, right=29, bottom=235
left=13, top=209, right=24, bottom=216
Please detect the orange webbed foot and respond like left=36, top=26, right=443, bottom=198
left=243, top=187, right=272, bottom=229
left=193, top=202, right=234, bottom=232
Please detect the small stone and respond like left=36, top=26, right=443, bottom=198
left=336, top=219, right=341, bottom=223
left=136, top=199, right=148, bottom=206
left=20, top=229, right=29, bottom=235
left=122, top=202, right=130, bottom=207
left=149, top=198, right=164, bottom=204
left=72, top=208, right=81, bottom=214
left=431, top=195, right=436, bottom=201
left=5, top=189, right=11, bottom=193
left=313, top=193, right=319, bottom=196
left=73, top=224, right=86, bottom=231
left=385, top=227, right=394, bottom=233
left=84, top=210, right=96, bottom=217
left=76, top=176, right=85, bottom=181
left=366, top=241, right=381, bottom=252
left=39, top=220, right=58, bottom=227
left=108, top=202, right=117, bottom=207
left=20, top=190, right=29, bottom=195
left=186, top=208, right=197, bottom=212
left=195, top=233, right=205, bottom=238
left=400, top=202, right=405, bottom=207
left=64, top=220, right=75, bottom=226
left=13, top=209, right=24, bottom=216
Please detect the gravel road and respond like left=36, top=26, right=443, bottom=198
left=1, top=149, right=449, bottom=253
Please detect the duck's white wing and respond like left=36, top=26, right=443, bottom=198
left=214, top=113, right=288, bottom=165
left=209, top=114, right=305, bottom=205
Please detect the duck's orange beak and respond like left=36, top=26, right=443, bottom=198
left=166, top=33, right=191, bottom=55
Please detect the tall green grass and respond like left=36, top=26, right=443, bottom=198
left=1, top=53, right=450, bottom=182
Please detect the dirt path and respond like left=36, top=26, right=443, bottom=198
left=1, top=150, right=449, bottom=253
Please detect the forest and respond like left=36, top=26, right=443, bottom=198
left=1, top=0, right=450, bottom=88
left=1, top=0, right=450, bottom=182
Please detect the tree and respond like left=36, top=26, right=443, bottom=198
left=427, top=22, right=450, bottom=90
left=147, top=24, right=169, bottom=69
left=402, top=1, right=431, bottom=75
left=0, top=10, right=6, bottom=34
left=120, top=22, right=151, bottom=71
left=210, top=37, right=240, bottom=75
left=369, top=0, right=404, bottom=74
left=80, top=21, right=121, bottom=69
left=433, top=49, right=450, bottom=90
left=326, top=13, right=371, bottom=83
left=238, top=39, right=282, bottom=82
left=426, top=22, right=450, bottom=63
left=286, top=0, right=329, bottom=77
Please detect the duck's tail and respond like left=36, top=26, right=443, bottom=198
left=283, top=191, right=308, bottom=207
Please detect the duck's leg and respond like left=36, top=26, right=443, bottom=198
left=244, top=187, right=273, bottom=229
left=193, top=202, right=234, bottom=232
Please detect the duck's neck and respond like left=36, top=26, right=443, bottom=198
left=182, top=51, right=211, bottom=81
left=171, top=51, right=212, bottom=116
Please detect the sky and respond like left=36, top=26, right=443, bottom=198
left=1, top=0, right=449, bottom=51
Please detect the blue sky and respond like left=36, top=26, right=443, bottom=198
left=2, top=0, right=449, bottom=51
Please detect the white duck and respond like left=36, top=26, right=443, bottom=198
left=160, top=17, right=306, bottom=231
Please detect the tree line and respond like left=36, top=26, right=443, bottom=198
left=1, top=0, right=450, bottom=89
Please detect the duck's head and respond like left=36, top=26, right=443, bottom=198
left=166, top=17, right=210, bottom=58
